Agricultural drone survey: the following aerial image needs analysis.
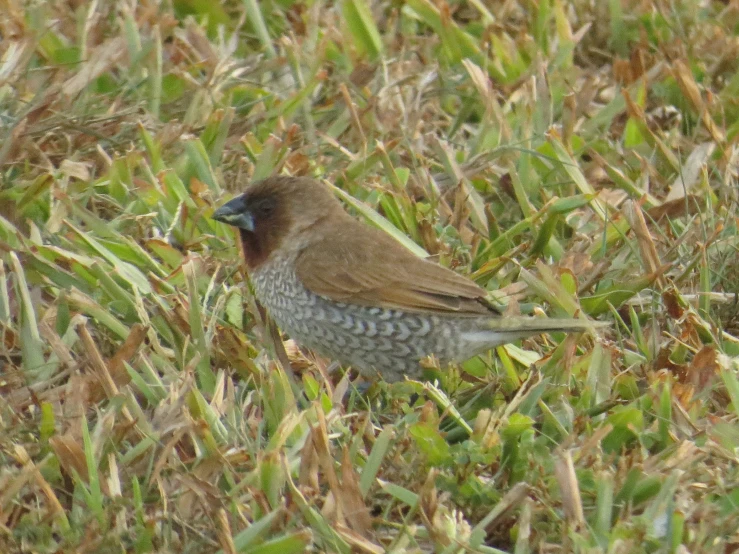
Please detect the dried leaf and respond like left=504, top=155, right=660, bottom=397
left=671, top=60, right=724, bottom=143
left=59, top=160, right=91, bottom=181
left=686, top=345, right=718, bottom=391
left=554, top=450, right=584, bottom=528
left=339, top=447, right=372, bottom=536
left=623, top=199, right=664, bottom=288
left=49, top=434, right=88, bottom=482
left=665, top=143, right=715, bottom=202
left=62, top=37, right=127, bottom=97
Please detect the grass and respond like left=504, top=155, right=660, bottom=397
left=1, top=0, right=739, bottom=552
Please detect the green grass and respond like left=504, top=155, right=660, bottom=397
left=1, top=0, right=739, bottom=552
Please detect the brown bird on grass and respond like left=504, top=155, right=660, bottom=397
left=212, top=176, right=602, bottom=382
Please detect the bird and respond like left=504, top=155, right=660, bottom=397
left=212, top=176, right=603, bottom=382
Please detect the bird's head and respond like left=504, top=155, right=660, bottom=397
left=212, top=176, right=341, bottom=269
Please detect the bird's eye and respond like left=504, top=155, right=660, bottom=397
left=256, top=198, right=276, bottom=218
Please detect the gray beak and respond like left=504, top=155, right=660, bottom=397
left=212, top=197, right=255, bottom=231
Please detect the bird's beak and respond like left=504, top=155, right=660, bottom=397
left=212, top=198, right=255, bottom=231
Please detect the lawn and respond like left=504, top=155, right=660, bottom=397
left=1, top=0, right=738, bottom=552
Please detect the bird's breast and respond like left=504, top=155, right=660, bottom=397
left=250, top=257, right=496, bottom=381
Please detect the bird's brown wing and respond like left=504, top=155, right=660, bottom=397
left=295, top=223, right=498, bottom=315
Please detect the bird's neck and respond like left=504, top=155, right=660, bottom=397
left=238, top=228, right=306, bottom=272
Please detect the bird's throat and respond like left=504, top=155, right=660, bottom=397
left=238, top=228, right=272, bottom=270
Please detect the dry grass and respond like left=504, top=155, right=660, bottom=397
left=1, top=0, right=739, bottom=552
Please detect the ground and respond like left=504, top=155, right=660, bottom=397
left=1, top=0, right=738, bottom=552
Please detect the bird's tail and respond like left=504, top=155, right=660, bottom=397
left=460, top=317, right=607, bottom=357
left=491, top=316, right=608, bottom=333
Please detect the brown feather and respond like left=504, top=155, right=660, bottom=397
left=295, top=218, right=499, bottom=316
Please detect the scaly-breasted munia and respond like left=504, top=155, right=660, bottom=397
left=213, top=176, right=602, bottom=382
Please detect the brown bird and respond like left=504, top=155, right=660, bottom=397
left=212, top=176, right=602, bottom=382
